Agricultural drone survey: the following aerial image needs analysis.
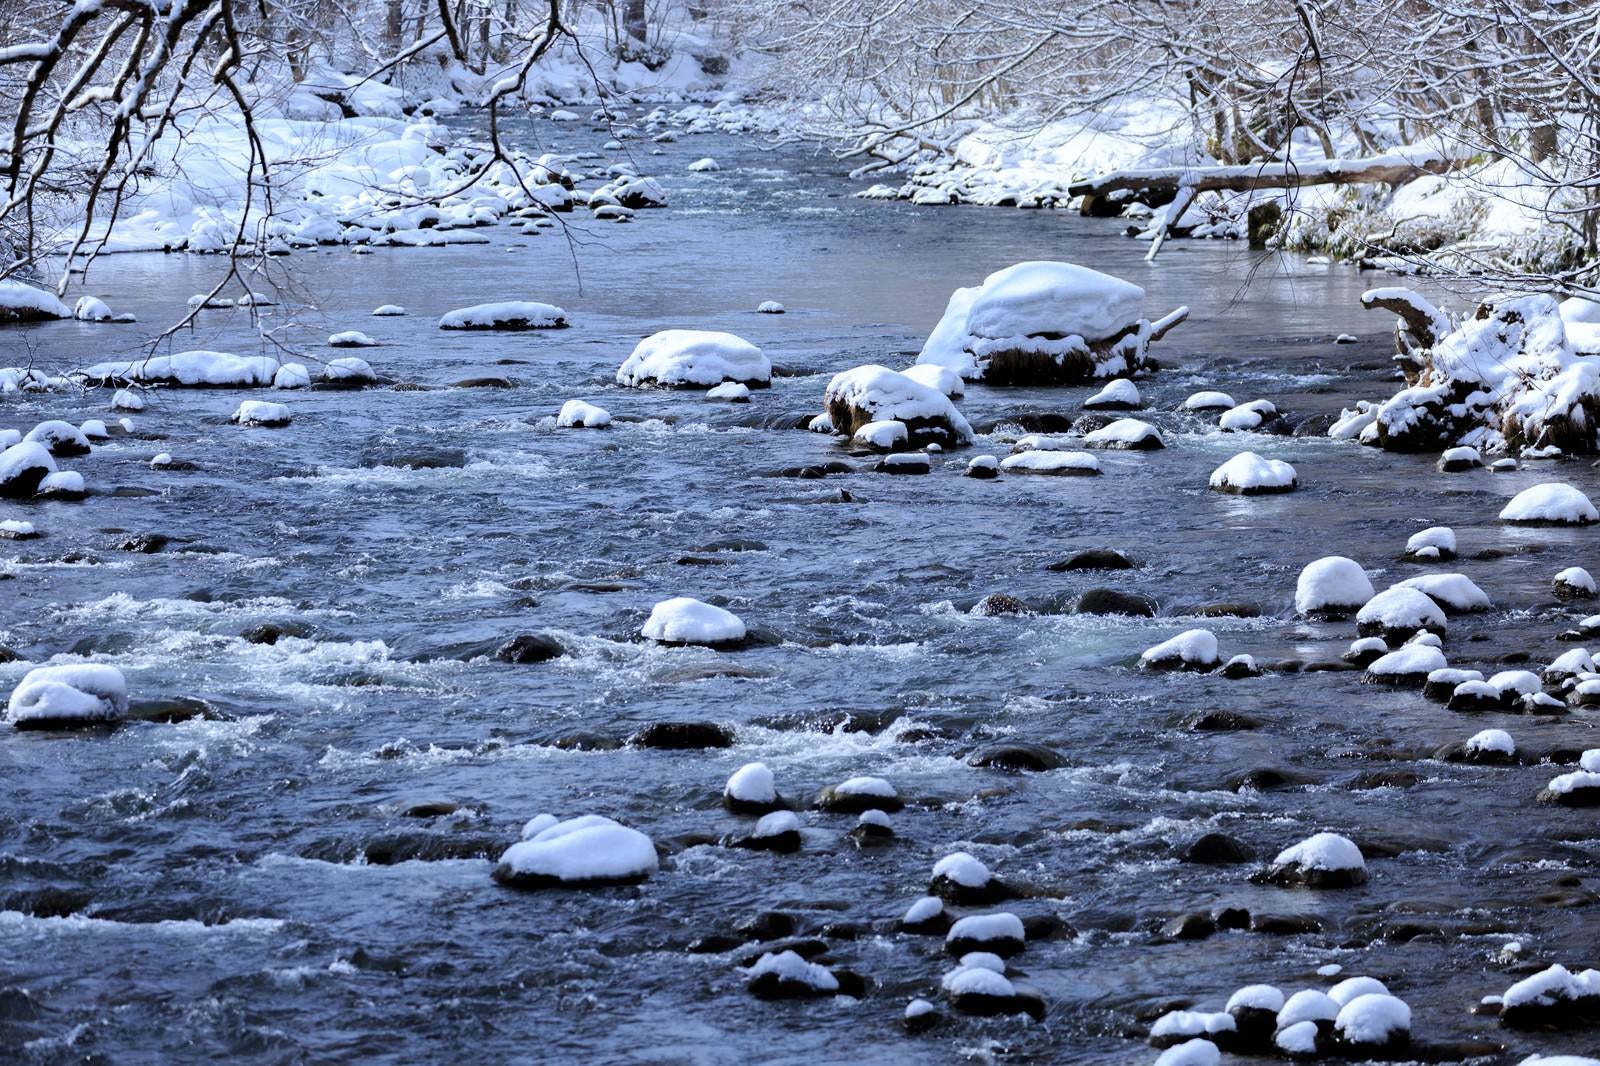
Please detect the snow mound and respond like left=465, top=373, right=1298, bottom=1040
left=329, top=330, right=377, bottom=348
left=1084, top=378, right=1140, bottom=409
left=725, top=762, right=777, bottom=811
left=999, top=450, right=1098, bottom=475
left=900, top=362, right=965, bottom=398
left=707, top=382, right=750, bottom=402
left=557, top=400, right=611, bottom=428
left=1140, top=629, right=1219, bottom=670
left=755, top=299, right=783, bottom=313
left=1262, top=832, right=1367, bottom=887
left=1082, top=418, right=1162, bottom=449
left=1366, top=644, right=1448, bottom=681
left=1219, top=400, right=1277, bottom=431
left=1278, top=989, right=1339, bottom=1028
left=7, top=664, right=128, bottom=727
left=1396, top=573, right=1492, bottom=613
left=965, top=261, right=1143, bottom=343
left=81, top=350, right=278, bottom=387
left=854, top=420, right=908, bottom=451
left=0, top=279, right=70, bottom=322
left=1335, top=993, right=1410, bottom=1045
left=232, top=400, right=291, bottom=427
left=439, top=301, right=568, bottom=330
left=641, top=597, right=746, bottom=646
left=1500, top=483, right=1597, bottom=524
left=1357, top=586, right=1447, bottom=638
left=1153, top=1040, right=1220, bottom=1066
left=273, top=364, right=311, bottom=389
left=1184, top=391, right=1234, bottom=411
left=323, top=357, right=378, bottom=385
left=688, top=158, right=720, bottom=173
left=618, top=330, right=770, bottom=388
left=1406, top=526, right=1456, bottom=558
left=492, top=815, right=657, bottom=888
left=1466, top=729, right=1516, bottom=755
left=1209, top=452, right=1296, bottom=494
left=371, top=305, right=406, bottom=316
left=111, top=389, right=145, bottom=411
left=1295, top=557, right=1374, bottom=615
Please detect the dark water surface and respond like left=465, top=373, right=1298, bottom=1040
left=2, top=116, right=1598, bottom=1064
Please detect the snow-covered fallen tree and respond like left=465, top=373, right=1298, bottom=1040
left=1333, top=288, right=1600, bottom=455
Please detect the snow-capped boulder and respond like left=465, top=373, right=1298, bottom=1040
left=1184, top=391, right=1235, bottom=412
left=1366, top=644, right=1448, bottom=684
left=1225, top=985, right=1284, bottom=1047
left=814, top=775, right=901, bottom=814
left=371, top=304, right=406, bottom=316
left=1356, top=586, right=1447, bottom=641
left=111, top=388, right=145, bottom=411
left=6, top=664, right=127, bottom=729
left=1209, top=452, right=1296, bottom=494
left=1140, top=629, right=1220, bottom=671
left=1500, top=483, right=1598, bottom=524
left=1546, top=647, right=1594, bottom=684
left=724, top=762, right=783, bottom=815
left=1498, top=964, right=1600, bottom=1030
left=491, top=814, right=657, bottom=888
left=1082, top=418, right=1163, bottom=450
left=321, top=357, right=378, bottom=386
left=877, top=452, right=931, bottom=474
left=823, top=364, right=971, bottom=448
left=23, top=420, right=91, bottom=458
left=0, top=441, right=56, bottom=498
left=232, top=400, right=291, bottom=427
left=1295, top=557, right=1374, bottom=617
left=728, top=810, right=802, bottom=853
left=619, top=330, right=770, bottom=389
left=1404, top=526, right=1456, bottom=561
left=329, top=330, right=377, bottom=348
left=78, top=420, right=107, bottom=441
left=1149, top=1010, right=1235, bottom=1050
left=930, top=851, right=1015, bottom=905
left=1334, top=994, right=1410, bottom=1053
left=900, top=362, right=964, bottom=398
left=557, top=400, right=611, bottom=428
left=0, top=519, right=37, bottom=540
left=640, top=597, right=746, bottom=647
left=1555, top=567, right=1597, bottom=600
left=707, top=382, right=750, bottom=403
left=438, top=301, right=568, bottom=330
left=1447, top=679, right=1506, bottom=713
left=1396, top=573, right=1491, bottom=613
left=966, top=455, right=999, bottom=479
left=945, top=912, right=1025, bottom=958
left=941, top=959, right=1045, bottom=1019
left=755, top=299, right=783, bottom=313
left=1459, top=728, right=1517, bottom=764
left=72, top=296, right=114, bottom=322
left=1344, top=637, right=1389, bottom=668
left=0, top=279, right=70, bottom=323
left=1277, top=989, right=1340, bottom=1031
left=1219, top=400, right=1279, bottom=432
left=688, top=157, right=720, bottom=173
left=1084, top=378, right=1141, bottom=410
left=80, top=350, right=278, bottom=387
left=1539, top=770, right=1600, bottom=807
left=1257, top=832, right=1366, bottom=888
left=854, top=419, right=909, bottom=452
left=900, top=896, right=949, bottom=935
left=999, top=450, right=1098, bottom=475
left=915, top=261, right=1184, bottom=385
left=1437, top=446, right=1482, bottom=472
left=744, top=950, right=842, bottom=1000
left=36, top=470, right=84, bottom=500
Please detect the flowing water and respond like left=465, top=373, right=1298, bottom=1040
left=2, top=115, right=1598, bottom=1064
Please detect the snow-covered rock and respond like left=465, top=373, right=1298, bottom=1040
left=232, top=400, right=291, bottom=427
left=491, top=815, right=657, bottom=888
left=1259, top=832, right=1366, bottom=888
left=900, top=362, right=965, bottom=398
left=877, top=452, right=932, bottom=475
left=916, top=261, right=1181, bottom=384
left=929, top=851, right=1012, bottom=905
left=6, top=664, right=127, bottom=729
left=1084, top=378, right=1141, bottom=410
left=0, top=519, right=38, bottom=540
left=618, top=330, right=770, bottom=389
left=1498, top=964, right=1600, bottom=1029
left=111, top=388, right=145, bottom=411
left=1295, top=557, right=1374, bottom=616
left=744, top=950, right=841, bottom=999
left=1499, top=483, right=1598, bottom=524
left=1464, top=728, right=1516, bottom=761
left=755, top=299, right=783, bottom=313
left=688, top=157, right=720, bottom=173
left=1555, top=567, right=1597, bottom=600
left=322, top=357, right=378, bottom=386
left=72, top=296, right=114, bottom=322
left=438, top=301, right=568, bottom=330
left=329, top=330, right=378, bottom=348
left=37, top=470, right=85, bottom=500
left=1209, top=452, right=1296, bottom=494
left=273, top=363, right=311, bottom=389
left=557, top=400, right=611, bottom=428
left=24, top=420, right=91, bottom=457
left=724, top=762, right=782, bottom=815
left=853, top=419, right=909, bottom=451
left=1366, top=644, right=1448, bottom=684
left=1277, top=989, right=1339, bottom=1030
left=1150, top=1010, right=1235, bottom=1049
left=0, top=279, right=70, bottom=323
left=0, top=441, right=56, bottom=498
left=1539, top=769, right=1600, bottom=807
left=945, top=912, right=1025, bottom=957
left=1356, top=586, right=1447, bottom=640
left=1404, top=526, right=1456, bottom=561
left=814, top=775, right=902, bottom=814
left=1335, top=993, right=1410, bottom=1051
left=941, top=959, right=1044, bottom=1019
left=729, top=810, right=801, bottom=853
left=965, top=454, right=999, bottom=479
left=1437, top=445, right=1482, bottom=472
left=1140, top=629, right=1220, bottom=671
left=81, top=350, right=278, bottom=387
left=371, top=304, right=406, bottom=316
left=900, top=895, right=948, bottom=934
left=1154, top=1041, right=1221, bottom=1066
left=823, top=364, right=972, bottom=448
left=1218, top=400, right=1278, bottom=432
left=640, top=597, right=746, bottom=647
left=707, top=382, right=750, bottom=403
left=1184, top=391, right=1235, bottom=411
left=1396, top=573, right=1491, bottom=613
left=999, top=450, right=1099, bottom=475
left=1082, top=417, right=1163, bottom=450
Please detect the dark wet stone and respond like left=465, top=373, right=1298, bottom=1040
left=687, top=934, right=745, bottom=954
left=898, top=908, right=950, bottom=936
left=930, top=874, right=1020, bottom=907
left=814, top=783, right=903, bottom=814
left=109, top=486, right=161, bottom=497
left=493, top=633, right=564, bottom=664
left=629, top=721, right=735, bottom=750
left=1074, top=588, right=1157, bottom=617
left=964, top=463, right=999, bottom=480
left=1166, top=913, right=1215, bottom=940
left=1180, top=833, right=1251, bottom=865
left=124, top=697, right=224, bottom=724
left=1217, top=657, right=1263, bottom=679
left=947, top=927, right=1025, bottom=958
left=973, top=593, right=1031, bottom=617
left=401, top=801, right=459, bottom=818
left=1022, top=914, right=1073, bottom=941
left=1249, top=913, right=1323, bottom=934
left=694, top=538, right=768, bottom=554
left=368, top=833, right=507, bottom=865
left=0, top=645, right=20, bottom=663
left=1214, top=907, right=1251, bottom=930
left=1186, top=710, right=1263, bottom=731
left=675, top=555, right=726, bottom=566
left=118, top=533, right=170, bottom=553
left=849, top=821, right=894, bottom=847
left=736, top=938, right=829, bottom=968
left=737, top=912, right=797, bottom=941
left=551, top=732, right=623, bottom=751
left=1070, top=413, right=1116, bottom=434
left=967, top=743, right=1065, bottom=773
left=1304, top=660, right=1358, bottom=673
left=1195, top=602, right=1262, bottom=618
left=1539, top=783, right=1600, bottom=807
left=905, top=1004, right=942, bottom=1033
left=1047, top=548, right=1135, bottom=571
left=1351, top=769, right=1420, bottom=789
left=1501, top=650, right=1533, bottom=664
left=450, top=377, right=516, bottom=389
left=3, top=887, right=92, bottom=919
left=949, top=982, right=1046, bottom=1021
left=771, top=461, right=855, bottom=478
left=757, top=708, right=900, bottom=735
left=1228, top=768, right=1310, bottom=792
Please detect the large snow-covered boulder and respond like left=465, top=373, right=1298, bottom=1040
left=1140, top=629, right=1220, bottom=671
left=1256, top=831, right=1366, bottom=888
left=23, top=420, right=90, bottom=458
left=491, top=815, right=657, bottom=888
left=1209, top=452, right=1296, bottom=495
left=1498, top=964, right=1600, bottom=1030
left=999, top=449, right=1099, bottom=475
left=1295, top=557, right=1374, bottom=617
left=641, top=597, right=746, bottom=647
left=1357, top=586, right=1447, bottom=641
left=438, top=301, right=568, bottom=330
left=1082, top=418, right=1163, bottom=450
left=232, top=400, right=291, bottom=427
left=0, top=441, right=56, bottom=498
left=0, top=279, right=70, bottom=324
left=915, top=261, right=1184, bottom=385
left=1499, top=483, right=1598, bottom=524
left=618, top=330, right=770, bottom=389
left=80, top=350, right=279, bottom=387
left=823, top=364, right=973, bottom=448
left=7, top=664, right=128, bottom=729
left=557, top=400, right=611, bottom=428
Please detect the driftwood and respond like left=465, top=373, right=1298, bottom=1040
left=1067, top=153, right=1459, bottom=200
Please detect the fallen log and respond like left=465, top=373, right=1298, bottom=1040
left=1067, top=151, right=1460, bottom=201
